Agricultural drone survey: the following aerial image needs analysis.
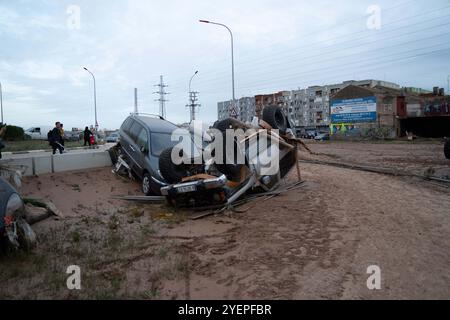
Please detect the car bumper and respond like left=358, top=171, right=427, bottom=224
left=160, top=175, right=227, bottom=196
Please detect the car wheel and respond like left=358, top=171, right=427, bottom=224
left=262, top=105, right=287, bottom=134
left=445, top=139, right=450, bottom=160
left=159, top=147, right=190, bottom=184
left=212, top=119, right=246, bottom=181
left=17, top=218, right=37, bottom=251
left=142, top=173, right=153, bottom=195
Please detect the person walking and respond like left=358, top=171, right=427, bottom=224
left=59, top=123, right=65, bottom=146
left=83, top=126, right=93, bottom=146
left=50, top=122, right=64, bottom=154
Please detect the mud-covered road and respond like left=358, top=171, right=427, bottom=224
left=1, top=140, right=449, bottom=299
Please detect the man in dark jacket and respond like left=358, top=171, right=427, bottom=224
left=83, top=126, right=93, bottom=146
left=50, top=122, right=64, bottom=154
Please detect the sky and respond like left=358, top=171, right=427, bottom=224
left=1, top=0, right=450, bottom=130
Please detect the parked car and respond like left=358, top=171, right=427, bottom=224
left=314, top=133, right=330, bottom=141
left=64, top=131, right=81, bottom=142
left=24, top=126, right=53, bottom=140
left=304, top=130, right=318, bottom=139
left=106, top=132, right=120, bottom=143
left=118, top=114, right=198, bottom=195
left=0, top=176, right=36, bottom=251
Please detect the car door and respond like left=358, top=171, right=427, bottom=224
left=134, top=127, right=150, bottom=176
left=126, top=121, right=146, bottom=178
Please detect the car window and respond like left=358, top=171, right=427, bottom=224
left=121, top=118, right=133, bottom=134
left=150, top=132, right=192, bottom=157
left=129, top=122, right=143, bottom=142
left=136, top=129, right=148, bottom=150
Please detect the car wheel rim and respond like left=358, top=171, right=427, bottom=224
left=143, top=177, right=150, bottom=194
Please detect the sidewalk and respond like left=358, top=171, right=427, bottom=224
left=0, top=143, right=114, bottom=176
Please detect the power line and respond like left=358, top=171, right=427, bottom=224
left=165, top=3, right=450, bottom=89
left=186, top=25, right=450, bottom=89
left=172, top=15, right=450, bottom=88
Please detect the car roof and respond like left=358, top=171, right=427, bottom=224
left=132, top=115, right=179, bottom=133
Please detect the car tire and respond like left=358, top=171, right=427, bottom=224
left=445, top=139, right=450, bottom=160
left=17, top=218, right=37, bottom=251
left=262, top=105, right=287, bottom=134
left=212, top=119, right=245, bottom=181
left=159, top=147, right=190, bottom=184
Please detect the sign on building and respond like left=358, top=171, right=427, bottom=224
left=331, top=96, right=377, bottom=123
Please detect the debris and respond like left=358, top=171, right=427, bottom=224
left=24, top=198, right=64, bottom=219
left=111, top=195, right=165, bottom=202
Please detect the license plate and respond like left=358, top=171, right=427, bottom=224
left=177, top=185, right=197, bottom=193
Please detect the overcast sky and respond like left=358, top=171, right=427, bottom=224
left=1, top=0, right=449, bottom=130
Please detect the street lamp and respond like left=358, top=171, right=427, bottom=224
left=0, top=81, right=3, bottom=124
left=83, top=67, right=98, bottom=131
left=447, top=75, right=450, bottom=96
left=199, top=19, right=236, bottom=117
left=189, top=70, right=198, bottom=94
left=188, top=71, right=199, bottom=122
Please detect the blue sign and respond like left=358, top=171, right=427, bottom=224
left=331, top=96, right=377, bottom=123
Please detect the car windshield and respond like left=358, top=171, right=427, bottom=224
left=151, top=132, right=195, bottom=157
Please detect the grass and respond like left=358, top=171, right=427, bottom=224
left=0, top=203, right=189, bottom=299
left=2, top=140, right=89, bottom=152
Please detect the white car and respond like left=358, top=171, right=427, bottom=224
left=106, top=132, right=120, bottom=143
left=24, top=126, right=53, bottom=140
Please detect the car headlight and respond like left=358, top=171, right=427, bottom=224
left=6, top=193, right=25, bottom=216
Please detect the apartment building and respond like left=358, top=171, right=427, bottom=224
left=217, top=80, right=401, bottom=131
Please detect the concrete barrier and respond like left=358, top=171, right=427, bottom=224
left=0, top=150, right=112, bottom=176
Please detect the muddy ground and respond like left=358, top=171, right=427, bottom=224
left=1, top=140, right=449, bottom=299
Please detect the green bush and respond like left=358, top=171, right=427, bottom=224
left=4, top=125, right=25, bottom=141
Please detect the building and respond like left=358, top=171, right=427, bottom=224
left=280, top=80, right=401, bottom=135
left=217, top=80, right=446, bottom=138
left=400, top=86, right=450, bottom=137
left=329, top=85, right=404, bottom=139
left=217, top=96, right=256, bottom=123
left=254, top=92, right=287, bottom=119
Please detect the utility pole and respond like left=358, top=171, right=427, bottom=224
left=153, top=75, right=169, bottom=119
left=83, top=67, right=98, bottom=131
left=134, top=88, right=139, bottom=114
left=447, top=75, right=450, bottom=96
left=186, top=91, right=201, bottom=123
left=0, top=81, right=3, bottom=124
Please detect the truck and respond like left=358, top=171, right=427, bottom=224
left=24, top=126, right=53, bottom=140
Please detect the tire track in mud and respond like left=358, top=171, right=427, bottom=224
left=178, top=175, right=355, bottom=299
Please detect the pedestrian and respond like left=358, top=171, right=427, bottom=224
left=83, top=126, right=93, bottom=146
left=59, top=123, right=65, bottom=146
left=50, top=122, right=64, bottom=154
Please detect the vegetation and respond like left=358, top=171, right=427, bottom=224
left=4, top=125, right=25, bottom=141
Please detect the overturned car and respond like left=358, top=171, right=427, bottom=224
left=113, top=106, right=303, bottom=210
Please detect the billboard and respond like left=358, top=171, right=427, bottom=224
left=331, top=96, right=377, bottom=123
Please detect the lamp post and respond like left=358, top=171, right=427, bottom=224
left=189, top=70, right=198, bottom=94
left=447, top=75, right=450, bottom=96
left=0, top=81, right=3, bottom=124
left=83, top=67, right=98, bottom=131
left=188, top=71, right=199, bottom=122
left=199, top=19, right=236, bottom=118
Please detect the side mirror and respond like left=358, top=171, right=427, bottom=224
left=140, top=145, right=148, bottom=154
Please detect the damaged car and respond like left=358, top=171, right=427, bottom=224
left=0, top=176, right=37, bottom=252
left=157, top=106, right=302, bottom=209
left=112, top=106, right=304, bottom=210
left=114, top=114, right=201, bottom=195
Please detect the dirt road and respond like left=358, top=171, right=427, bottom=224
left=1, top=141, right=449, bottom=299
